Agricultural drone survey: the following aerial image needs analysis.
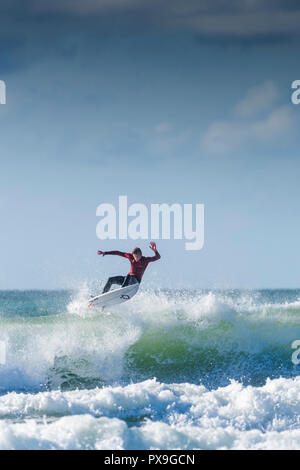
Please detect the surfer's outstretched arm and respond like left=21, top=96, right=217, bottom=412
left=97, top=250, right=132, bottom=259
left=146, top=242, right=161, bottom=262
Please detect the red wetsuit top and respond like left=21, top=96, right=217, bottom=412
left=104, top=250, right=161, bottom=282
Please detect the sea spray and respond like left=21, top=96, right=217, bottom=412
left=1, top=288, right=300, bottom=449
left=0, top=377, right=300, bottom=449
left=1, top=289, right=300, bottom=391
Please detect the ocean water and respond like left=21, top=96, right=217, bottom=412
left=0, top=287, right=300, bottom=449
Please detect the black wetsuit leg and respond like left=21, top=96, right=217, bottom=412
left=121, top=274, right=140, bottom=287
left=102, top=275, right=125, bottom=293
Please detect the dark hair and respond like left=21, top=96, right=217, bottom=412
left=132, top=247, right=142, bottom=256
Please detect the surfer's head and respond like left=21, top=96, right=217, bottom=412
left=132, top=247, right=142, bottom=261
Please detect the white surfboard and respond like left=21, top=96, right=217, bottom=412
left=88, top=283, right=140, bottom=309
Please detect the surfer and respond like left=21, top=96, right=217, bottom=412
left=97, top=242, right=161, bottom=293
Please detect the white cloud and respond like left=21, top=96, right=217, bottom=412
left=202, top=80, right=294, bottom=155
left=250, top=105, right=293, bottom=140
left=27, top=0, right=148, bottom=15
left=154, top=121, right=172, bottom=134
left=4, top=1, right=300, bottom=42
left=202, top=120, right=248, bottom=154
left=202, top=79, right=295, bottom=154
left=147, top=128, right=191, bottom=157
left=234, top=80, right=280, bottom=118
left=175, top=10, right=300, bottom=37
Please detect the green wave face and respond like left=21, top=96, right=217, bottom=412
left=1, top=289, right=300, bottom=392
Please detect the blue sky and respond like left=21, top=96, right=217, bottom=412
left=0, top=1, right=300, bottom=289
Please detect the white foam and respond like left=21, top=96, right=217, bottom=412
left=1, top=376, right=300, bottom=449
left=0, top=415, right=127, bottom=450
left=1, top=287, right=300, bottom=392
left=0, top=311, right=142, bottom=391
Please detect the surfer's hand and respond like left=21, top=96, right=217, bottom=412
left=149, top=241, right=157, bottom=252
left=97, top=250, right=105, bottom=256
